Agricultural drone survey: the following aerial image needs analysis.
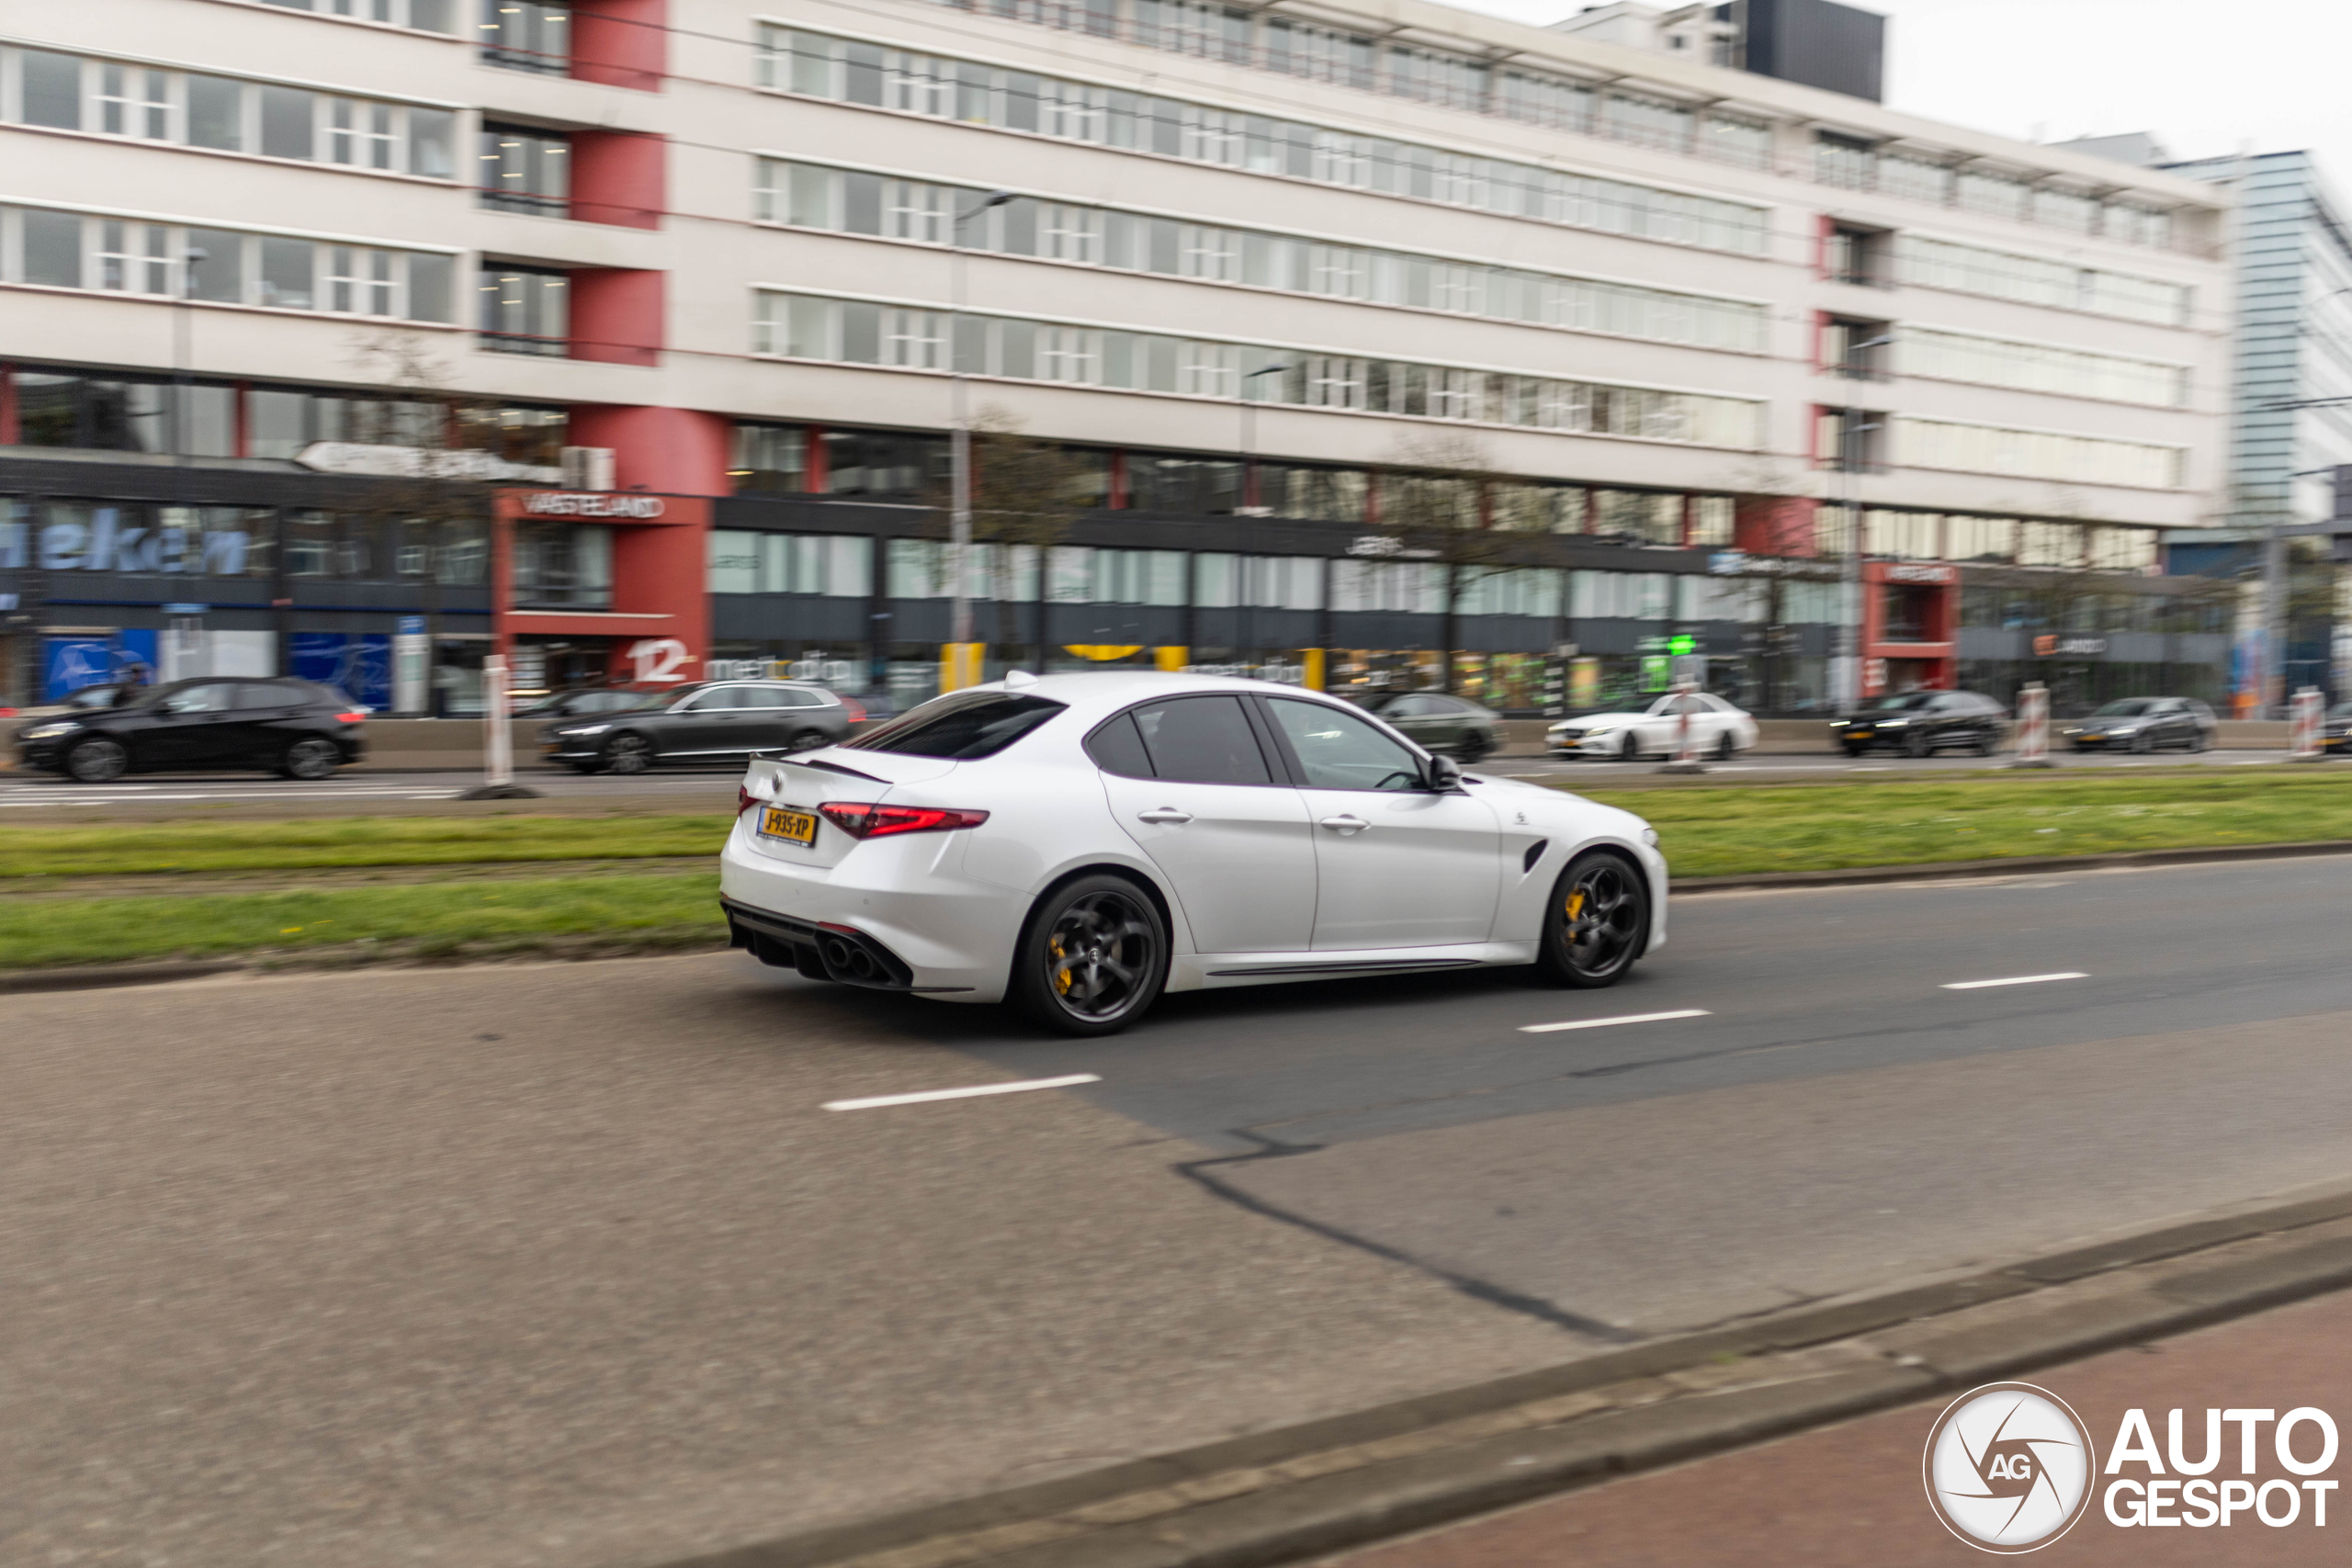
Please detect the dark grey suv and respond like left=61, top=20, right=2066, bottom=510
left=542, top=682, right=853, bottom=774
left=1348, top=690, right=1504, bottom=761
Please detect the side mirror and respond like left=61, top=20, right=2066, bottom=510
left=1424, top=753, right=1464, bottom=792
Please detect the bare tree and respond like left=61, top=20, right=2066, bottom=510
left=928, top=408, right=1100, bottom=665
left=1374, top=432, right=1525, bottom=693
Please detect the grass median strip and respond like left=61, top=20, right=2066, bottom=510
left=1574, top=769, right=2352, bottom=878
left=0, top=815, right=729, bottom=878
left=0, top=873, right=725, bottom=969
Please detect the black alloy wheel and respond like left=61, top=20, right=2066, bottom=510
left=280, top=737, right=342, bottom=781
left=64, top=738, right=129, bottom=783
left=1538, top=850, right=1648, bottom=988
left=600, top=733, right=653, bottom=775
left=1905, top=728, right=1933, bottom=759
left=1620, top=732, right=1641, bottom=761
left=1842, top=742, right=1869, bottom=758
left=1454, top=728, right=1491, bottom=763
left=1714, top=732, right=1736, bottom=761
left=1012, top=874, right=1169, bottom=1035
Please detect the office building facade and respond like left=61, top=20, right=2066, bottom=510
left=0, top=0, right=2233, bottom=715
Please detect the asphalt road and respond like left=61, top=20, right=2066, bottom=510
left=8, top=856, right=2352, bottom=1564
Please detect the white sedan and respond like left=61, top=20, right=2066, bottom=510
left=721, top=671, right=1668, bottom=1035
left=1547, top=693, right=1759, bottom=761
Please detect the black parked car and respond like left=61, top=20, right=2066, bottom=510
left=14, top=678, right=367, bottom=782
left=542, top=681, right=853, bottom=774
left=1346, top=690, right=1504, bottom=761
left=515, top=686, right=675, bottom=719
left=2062, top=697, right=2216, bottom=754
left=1834, top=690, right=2008, bottom=757
left=2325, top=702, right=2352, bottom=755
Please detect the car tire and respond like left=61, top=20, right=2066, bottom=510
left=1620, top=732, right=1641, bottom=761
left=570, top=762, right=600, bottom=775
left=63, top=738, right=129, bottom=783
left=1011, top=874, right=1170, bottom=1036
left=599, top=733, right=653, bottom=775
left=1536, top=849, right=1649, bottom=989
left=1714, top=732, right=1736, bottom=761
left=784, top=728, right=829, bottom=753
left=1904, top=728, right=1932, bottom=759
left=2130, top=732, right=2154, bottom=755
left=1842, top=742, right=1868, bottom=758
left=279, top=736, right=342, bottom=781
left=1454, top=728, right=1491, bottom=763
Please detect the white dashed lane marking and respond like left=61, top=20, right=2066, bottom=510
left=1941, top=972, right=2089, bottom=990
left=823, top=1074, right=1102, bottom=1111
left=1520, top=1009, right=1713, bottom=1034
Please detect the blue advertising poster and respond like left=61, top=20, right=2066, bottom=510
left=42, top=630, right=158, bottom=702
left=290, top=634, right=393, bottom=711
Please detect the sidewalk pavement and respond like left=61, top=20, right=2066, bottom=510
left=1324, top=1286, right=2352, bottom=1567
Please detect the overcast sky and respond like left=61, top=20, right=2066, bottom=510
left=1453, top=0, right=2352, bottom=184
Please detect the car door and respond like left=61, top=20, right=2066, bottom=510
left=232, top=680, right=310, bottom=765
left=731, top=687, right=801, bottom=752
left=139, top=681, right=246, bottom=767
left=1260, top=694, right=1503, bottom=950
left=2149, top=700, right=2188, bottom=747
left=662, top=686, right=745, bottom=754
left=1093, top=694, right=1318, bottom=954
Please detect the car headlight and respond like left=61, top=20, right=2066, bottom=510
left=1878, top=718, right=1908, bottom=728
left=1583, top=725, right=1612, bottom=736
left=1641, top=827, right=1660, bottom=848
left=2108, top=726, right=2139, bottom=736
left=561, top=725, right=610, bottom=738
left=18, top=722, right=79, bottom=739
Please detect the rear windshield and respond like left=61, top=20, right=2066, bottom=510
left=843, top=693, right=1067, bottom=759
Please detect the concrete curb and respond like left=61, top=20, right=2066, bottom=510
left=661, top=1188, right=2352, bottom=1568
left=0, top=960, right=248, bottom=994
left=1671, top=837, right=2352, bottom=894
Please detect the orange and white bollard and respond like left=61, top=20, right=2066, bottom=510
left=2008, top=682, right=2054, bottom=769
left=2291, top=685, right=2325, bottom=761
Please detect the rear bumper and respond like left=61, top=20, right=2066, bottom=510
left=718, top=818, right=1029, bottom=1002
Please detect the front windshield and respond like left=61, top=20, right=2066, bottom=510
left=2091, top=700, right=2154, bottom=718
left=1867, top=693, right=1935, bottom=712
left=66, top=685, right=126, bottom=709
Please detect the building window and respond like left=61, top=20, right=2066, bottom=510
left=479, top=124, right=570, bottom=214
left=260, top=0, right=456, bottom=29
left=479, top=266, right=569, bottom=354
left=95, top=62, right=171, bottom=139
left=327, top=97, right=398, bottom=170
left=11, top=371, right=235, bottom=456
left=1826, top=225, right=1890, bottom=288
left=481, top=0, right=571, bottom=73
left=513, top=521, right=612, bottom=607
left=457, top=405, right=568, bottom=467
left=731, top=424, right=808, bottom=493
left=1825, top=318, right=1893, bottom=380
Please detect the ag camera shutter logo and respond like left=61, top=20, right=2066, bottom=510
left=1923, top=1382, right=2096, bottom=1552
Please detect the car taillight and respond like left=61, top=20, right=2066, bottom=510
left=336, top=710, right=366, bottom=724
left=817, top=802, right=989, bottom=839
left=737, top=784, right=761, bottom=816
left=839, top=696, right=867, bottom=724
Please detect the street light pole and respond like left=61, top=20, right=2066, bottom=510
left=1238, top=361, right=1291, bottom=513
left=948, top=191, right=1013, bottom=671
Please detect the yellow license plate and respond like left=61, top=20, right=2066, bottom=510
left=760, top=806, right=818, bottom=845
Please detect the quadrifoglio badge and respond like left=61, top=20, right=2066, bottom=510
left=1926, top=1385, right=2343, bottom=1551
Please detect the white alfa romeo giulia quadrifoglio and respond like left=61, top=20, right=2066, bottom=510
left=719, top=671, right=1668, bottom=1035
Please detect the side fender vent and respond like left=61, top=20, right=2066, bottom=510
left=1521, top=839, right=1550, bottom=875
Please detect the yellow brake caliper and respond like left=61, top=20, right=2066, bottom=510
left=1565, top=889, right=1585, bottom=945
left=1051, top=934, right=1073, bottom=995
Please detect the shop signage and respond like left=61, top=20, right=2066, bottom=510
left=298, top=443, right=561, bottom=483
left=1883, top=563, right=1960, bottom=584
left=2034, top=635, right=2109, bottom=657
left=518, top=492, right=666, bottom=519
left=36, top=514, right=253, bottom=575
left=1346, top=536, right=1436, bottom=559
left=626, top=637, right=692, bottom=682
left=393, top=615, right=429, bottom=715
left=1708, top=550, right=1748, bottom=575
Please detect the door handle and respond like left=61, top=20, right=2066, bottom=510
left=1318, top=815, right=1370, bottom=834
left=1136, top=807, right=1193, bottom=825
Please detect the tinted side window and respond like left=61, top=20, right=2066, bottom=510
left=1085, top=711, right=1155, bottom=778
left=1131, top=696, right=1272, bottom=784
left=237, top=681, right=300, bottom=708
left=681, top=688, right=745, bottom=711
left=738, top=689, right=792, bottom=709
left=1267, top=697, right=1423, bottom=791
left=161, top=682, right=237, bottom=715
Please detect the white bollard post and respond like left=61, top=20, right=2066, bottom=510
left=1657, top=678, right=1708, bottom=774
left=2008, top=682, right=2054, bottom=769
left=2290, top=685, right=2325, bottom=761
left=459, top=652, right=541, bottom=799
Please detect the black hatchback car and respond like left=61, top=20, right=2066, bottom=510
left=542, top=681, right=854, bottom=773
left=1835, top=690, right=2008, bottom=757
left=2062, top=697, right=2216, bottom=753
left=14, top=678, right=367, bottom=782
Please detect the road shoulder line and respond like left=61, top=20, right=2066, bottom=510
left=660, top=1185, right=2352, bottom=1568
